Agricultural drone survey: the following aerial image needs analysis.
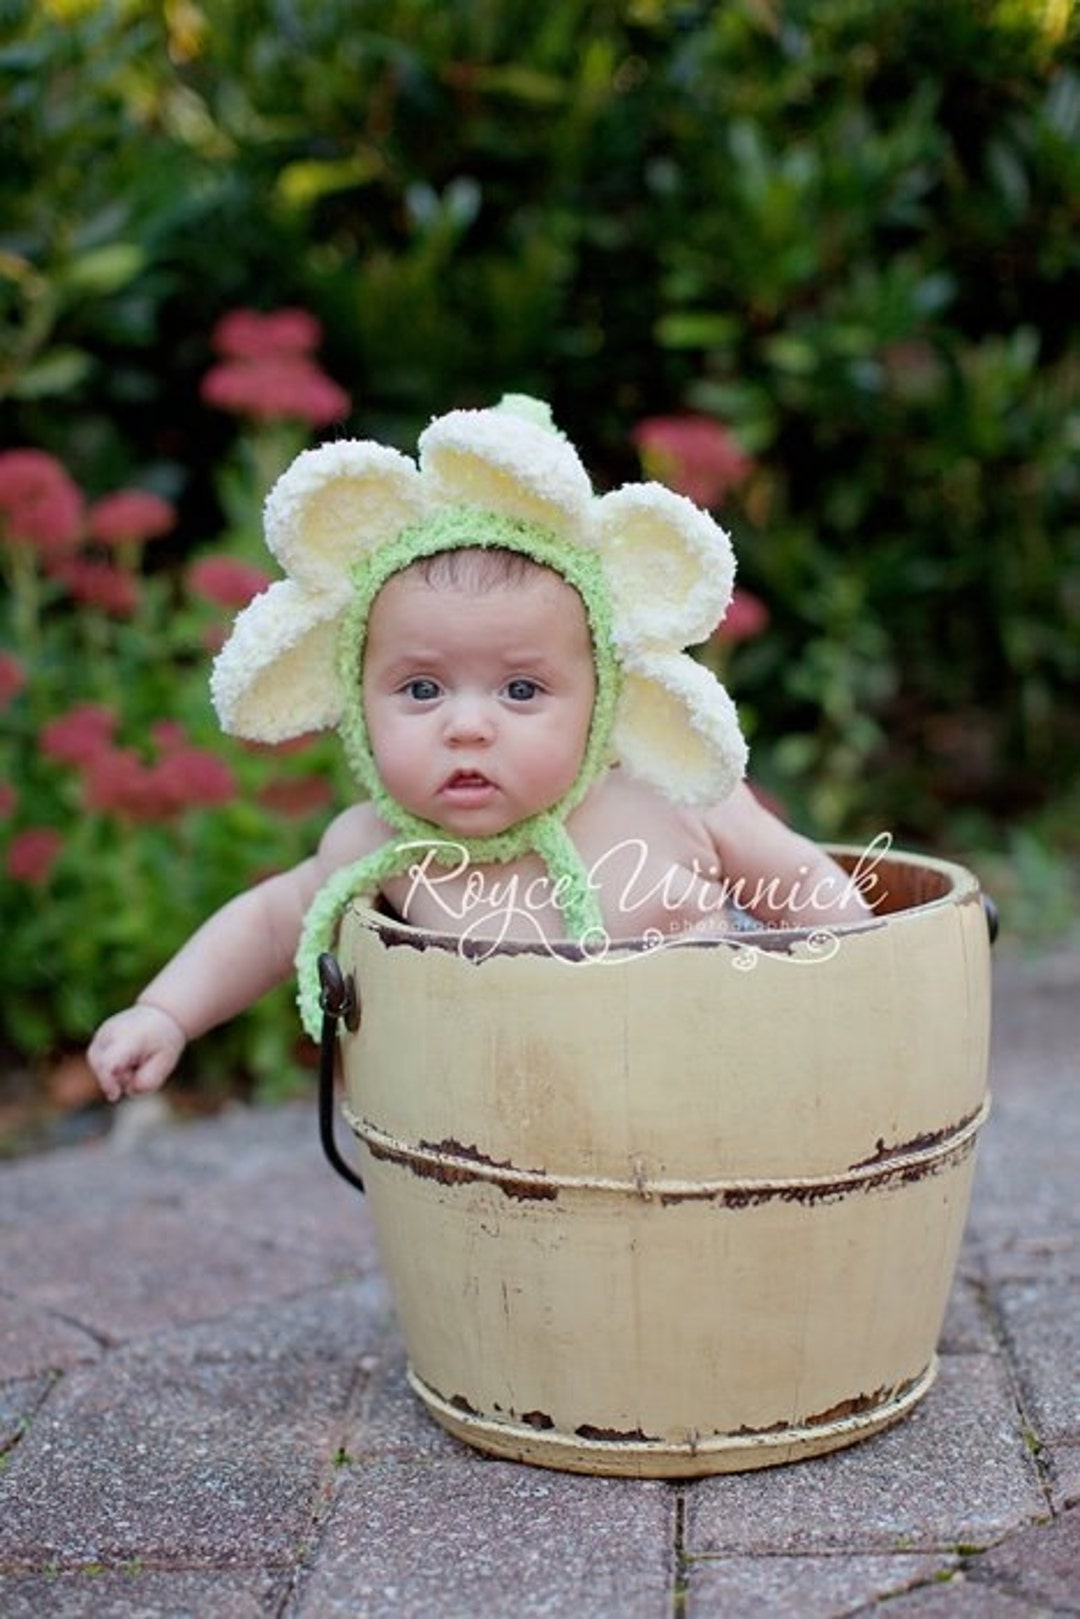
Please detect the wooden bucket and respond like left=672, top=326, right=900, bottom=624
left=328, top=845, right=992, bottom=1476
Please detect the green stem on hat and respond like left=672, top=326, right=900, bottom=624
left=496, top=393, right=559, bottom=434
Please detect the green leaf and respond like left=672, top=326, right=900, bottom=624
left=656, top=311, right=740, bottom=349
left=277, top=153, right=384, bottom=209
left=60, top=243, right=147, bottom=298
left=10, top=346, right=93, bottom=398
left=763, top=335, right=818, bottom=375
left=463, top=64, right=567, bottom=104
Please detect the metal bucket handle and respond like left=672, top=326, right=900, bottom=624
left=983, top=894, right=999, bottom=944
left=317, top=951, right=366, bottom=1195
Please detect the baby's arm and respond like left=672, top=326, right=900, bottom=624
left=704, top=784, right=873, bottom=928
left=88, top=871, right=315, bottom=1100
left=88, top=804, right=383, bottom=1101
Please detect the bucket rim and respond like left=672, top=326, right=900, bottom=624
left=341, top=843, right=984, bottom=960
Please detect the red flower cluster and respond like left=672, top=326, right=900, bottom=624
left=88, top=489, right=177, bottom=547
left=49, top=557, right=140, bottom=616
left=55, top=488, right=177, bottom=616
left=202, top=356, right=350, bottom=426
left=201, top=306, right=351, bottom=428
left=83, top=741, right=235, bottom=821
left=632, top=415, right=752, bottom=510
left=39, top=702, right=237, bottom=822
left=0, top=449, right=84, bottom=559
left=0, top=450, right=178, bottom=618
left=6, top=827, right=63, bottom=885
left=40, top=702, right=117, bottom=766
left=187, top=555, right=273, bottom=610
left=212, top=308, right=323, bottom=359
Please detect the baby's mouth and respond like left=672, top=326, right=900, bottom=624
left=441, top=769, right=497, bottom=799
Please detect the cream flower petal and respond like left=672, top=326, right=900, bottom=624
left=211, top=580, right=344, bottom=741
left=264, top=440, right=428, bottom=592
left=591, top=483, right=735, bottom=650
left=418, top=404, right=593, bottom=539
left=613, top=650, right=747, bottom=805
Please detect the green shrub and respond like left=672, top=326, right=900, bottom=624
left=1, top=0, right=1077, bottom=1081
left=0, top=314, right=354, bottom=1093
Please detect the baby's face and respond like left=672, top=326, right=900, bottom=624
left=362, top=565, right=597, bottom=837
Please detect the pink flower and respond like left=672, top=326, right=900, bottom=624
left=715, top=589, right=770, bottom=645
left=82, top=746, right=157, bottom=819
left=40, top=703, right=118, bottom=767
left=81, top=733, right=236, bottom=821
left=149, top=744, right=236, bottom=813
left=88, top=489, right=176, bottom=547
left=0, top=652, right=26, bottom=709
left=201, top=305, right=349, bottom=426
left=632, top=415, right=752, bottom=509
left=150, top=720, right=186, bottom=752
left=211, top=307, right=323, bottom=359
left=187, top=555, right=273, bottom=610
left=6, top=826, right=63, bottom=884
left=50, top=557, right=140, bottom=617
left=201, top=354, right=351, bottom=427
left=0, top=783, right=17, bottom=818
left=0, top=449, right=84, bottom=558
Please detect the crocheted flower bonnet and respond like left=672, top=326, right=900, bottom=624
left=209, top=394, right=748, bottom=1034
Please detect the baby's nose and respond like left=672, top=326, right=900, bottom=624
left=444, top=695, right=495, bottom=743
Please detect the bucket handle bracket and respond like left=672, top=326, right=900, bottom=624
left=983, top=894, right=999, bottom=945
left=317, top=951, right=366, bottom=1196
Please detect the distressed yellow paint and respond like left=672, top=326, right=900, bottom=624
left=335, top=847, right=992, bottom=1475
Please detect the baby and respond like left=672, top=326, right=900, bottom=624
left=89, top=400, right=871, bottom=1103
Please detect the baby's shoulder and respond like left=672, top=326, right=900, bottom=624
left=315, top=799, right=395, bottom=872
left=572, top=767, right=712, bottom=850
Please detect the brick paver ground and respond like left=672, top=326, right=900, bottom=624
left=0, top=946, right=1075, bottom=1616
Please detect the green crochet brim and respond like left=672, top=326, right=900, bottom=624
left=336, top=504, right=622, bottom=855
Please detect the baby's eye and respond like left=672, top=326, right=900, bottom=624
left=404, top=678, right=441, bottom=701
left=504, top=678, right=540, bottom=702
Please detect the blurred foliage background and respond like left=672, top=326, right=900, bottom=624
left=1, top=0, right=1077, bottom=1114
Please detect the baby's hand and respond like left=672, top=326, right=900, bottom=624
left=87, top=1004, right=187, bottom=1103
